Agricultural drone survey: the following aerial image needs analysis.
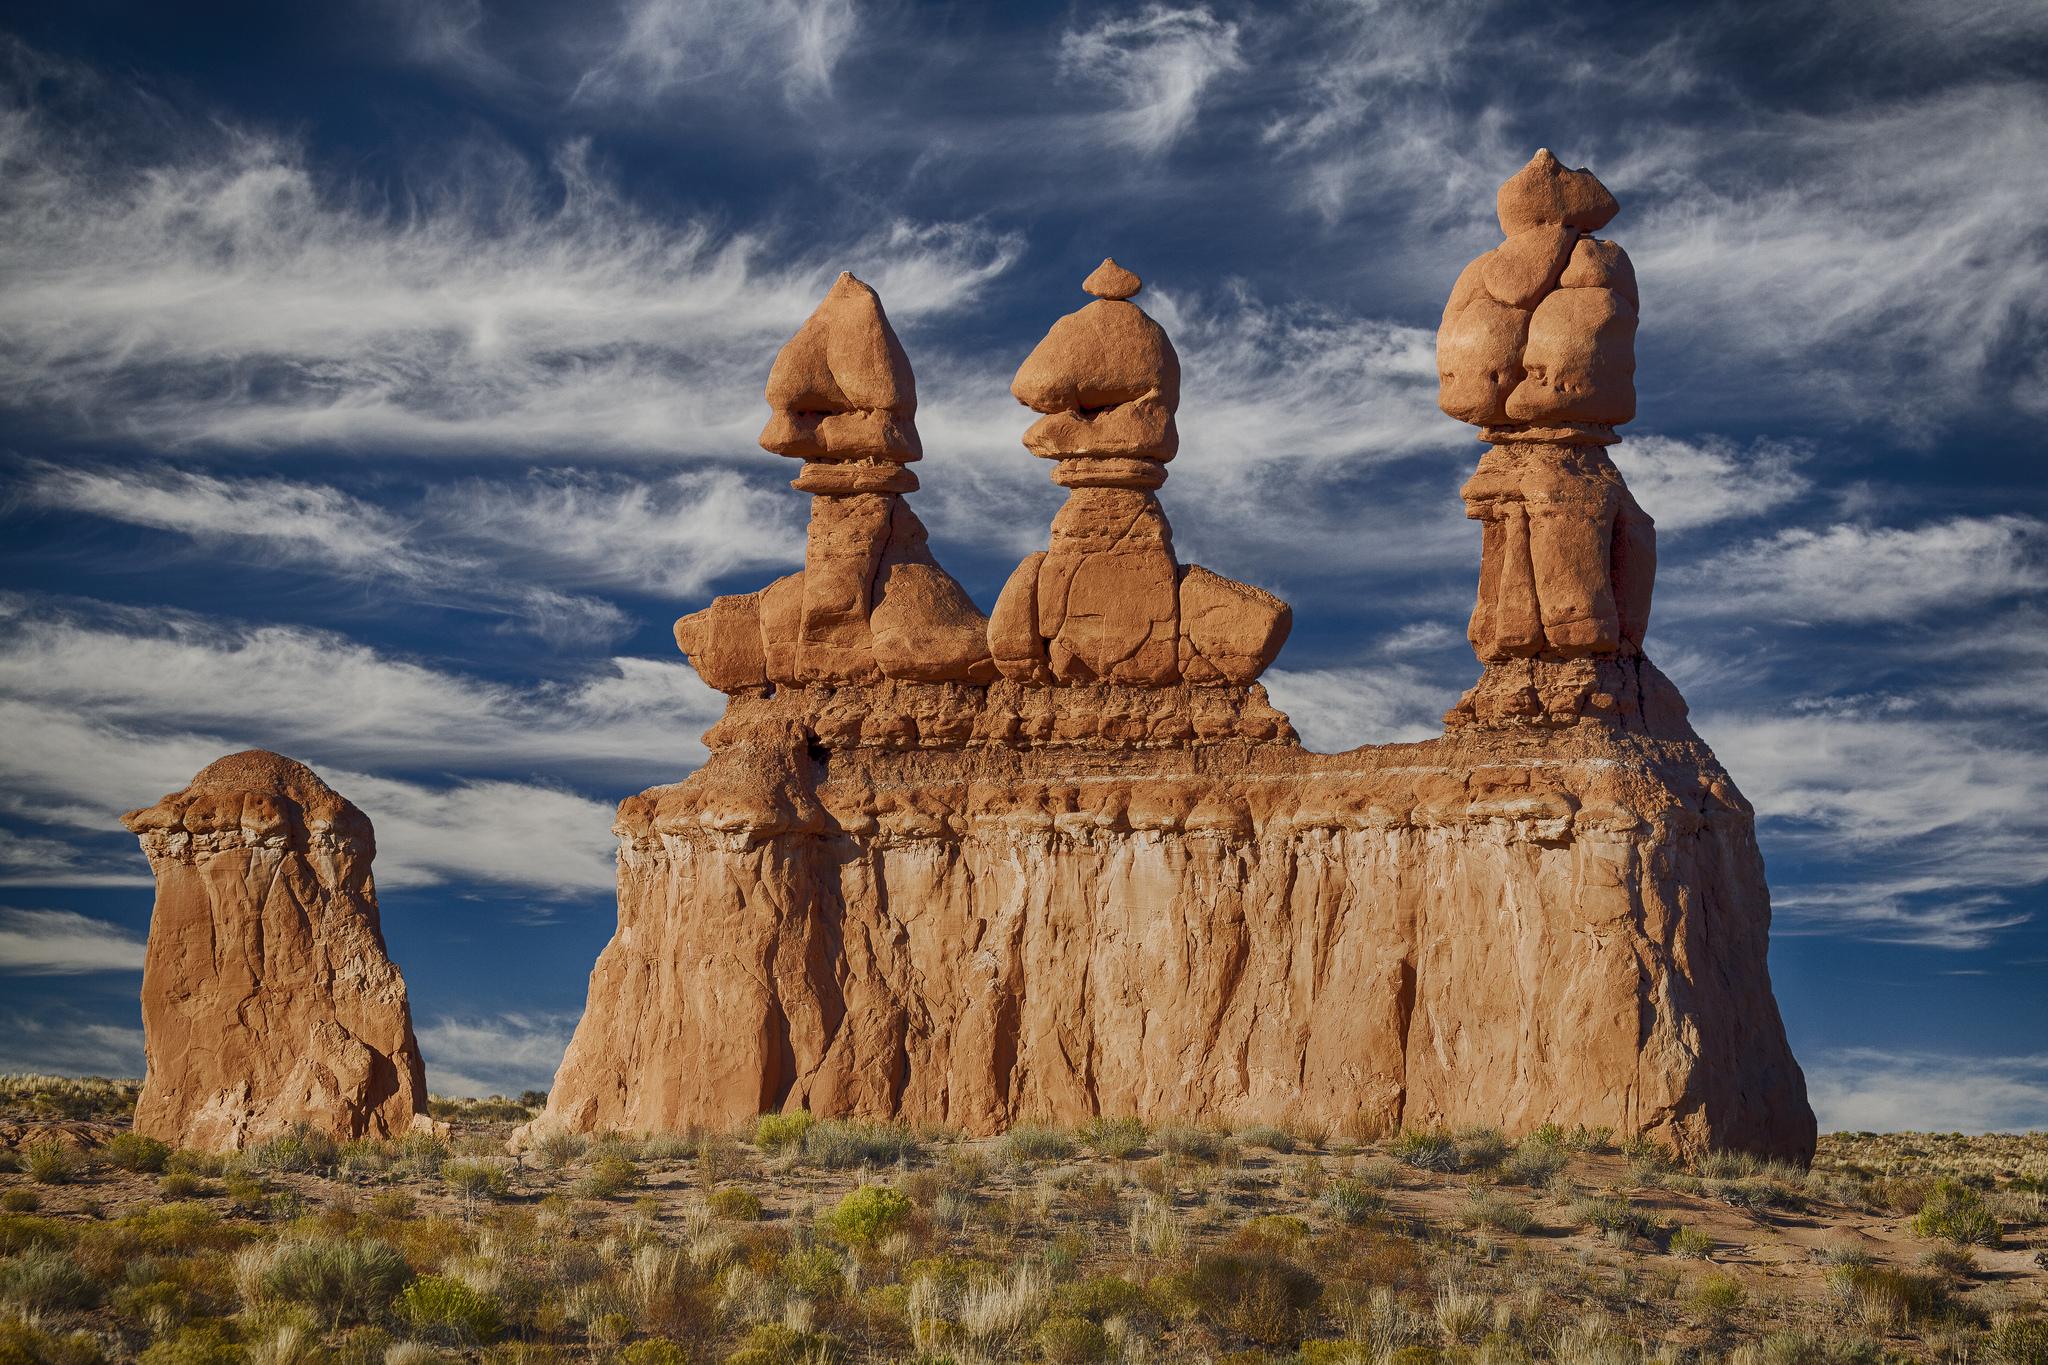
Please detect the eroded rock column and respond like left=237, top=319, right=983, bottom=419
left=121, top=751, right=432, bottom=1151
left=994, top=260, right=1292, bottom=686
left=1437, top=151, right=1677, bottom=731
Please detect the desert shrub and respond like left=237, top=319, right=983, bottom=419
left=0, top=1212, right=70, bottom=1253
left=0, top=1189, right=38, bottom=1212
left=614, top=1340, right=692, bottom=1365
left=395, top=1274, right=504, bottom=1345
left=22, top=1140, right=81, bottom=1185
left=129, top=1201, right=244, bottom=1254
left=139, top=1321, right=244, bottom=1365
left=1320, top=1178, right=1385, bottom=1225
left=1913, top=1178, right=2002, bottom=1246
left=1720, top=1176, right=1804, bottom=1214
left=368, top=1190, right=415, bottom=1220
left=1238, top=1124, right=1296, bottom=1154
left=0, top=1316, right=107, bottom=1365
left=1004, top=1126, right=1075, bottom=1163
left=1077, top=1117, right=1147, bottom=1159
left=1460, top=1188, right=1533, bottom=1234
left=1568, top=1196, right=1655, bottom=1241
left=245, top=1130, right=336, bottom=1175
left=1391, top=1130, right=1459, bottom=1172
left=1035, top=1313, right=1113, bottom=1363
left=259, top=1237, right=412, bottom=1327
left=1668, top=1225, right=1715, bottom=1259
left=1435, top=1282, right=1491, bottom=1344
left=441, top=1159, right=511, bottom=1214
left=1173, top=1250, right=1321, bottom=1346
left=158, top=1173, right=207, bottom=1199
left=575, top=1155, right=640, bottom=1200
left=104, top=1132, right=172, bottom=1173
left=1919, top=1243, right=1978, bottom=1278
left=826, top=1185, right=913, bottom=1249
left=0, top=1244, right=101, bottom=1311
left=528, top=1129, right=586, bottom=1171
left=752, top=1111, right=815, bottom=1152
left=1154, top=1125, right=1224, bottom=1161
left=707, top=1187, right=763, bottom=1221
left=1455, top=1127, right=1509, bottom=1171
left=1827, top=1263, right=1949, bottom=1331
left=1505, top=1138, right=1568, bottom=1186
left=1691, top=1272, right=1745, bottom=1312
left=1989, top=1316, right=2048, bottom=1365
left=724, top=1323, right=847, bottom=1365
left=803, top=1121, right=920, bottom=1170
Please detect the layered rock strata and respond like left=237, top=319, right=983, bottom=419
left=122, top=751, right=432, bottom=1151
left=541, top=227, right=1813, bottom=1161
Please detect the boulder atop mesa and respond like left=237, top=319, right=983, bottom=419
left=122, top=751, right=433, bottom=1151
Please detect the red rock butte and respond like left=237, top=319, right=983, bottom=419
left=122, top=750, right=433, bottom=1151
left=537, top=179, right=1813, bottom=1162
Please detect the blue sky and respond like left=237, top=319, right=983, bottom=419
left=0, top=0, right=2043, bottom=1131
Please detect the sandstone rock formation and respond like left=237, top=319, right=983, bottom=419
left=993, top=260, right=1292, bottom=686
left=675, top=273, right=996, bottom=689
left=122, top=751, right=432, bottom=1151
left=1436, top=150, right=1664, bottom=730
left=538, top=236, right=1813, bottom=1162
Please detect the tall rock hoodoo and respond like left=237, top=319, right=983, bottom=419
left=1437, top=149, right=1666, bottom=730
left=122, top=751, right=432, bottom=1151
left=540, top=220, right=1813, bottom=1161
left=992, top=260, right=1291, bottom=686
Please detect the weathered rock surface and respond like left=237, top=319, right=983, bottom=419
left=540, top=227, right=1813, bottom=1162
left=541, top=688, right=1810, bottom=1159
left=121, top=751, right=432, bottom=1151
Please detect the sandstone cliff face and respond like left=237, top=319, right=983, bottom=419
left=121, top=751, right=431, bottom=1151
left=542, top=683, right=1812, bottom=1160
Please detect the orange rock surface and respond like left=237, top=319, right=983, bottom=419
left=538, top=227, right=1814, bottom=1162
left=121, top=751, right=432, bottom=1151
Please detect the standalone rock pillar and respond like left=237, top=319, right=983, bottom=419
left=122, top=751, right=432, bottom=1151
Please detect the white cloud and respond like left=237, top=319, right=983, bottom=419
left=0, top=600, right=720, bottom=892
left=0, top=907, right=146, bottom=974
left=572, top=0, right=858, bottom=108
left=0, top=829, right=151, bottom=888
left=0, top=47, right=1020, bottom=455
left=0, top=1011, right=145, bottom=1079
left=1057, top=6, right=1244, bottom=154
left=1807, top=1048, right=2048, bottom=1134
left=416, top=1012, right=577, bottom=1097
left=1670, top=515, right=2045, bottom=624
left=1701, top=709, right=2047, bottom=947
left=27, top=461, right=807, bottom=614
left=1608, top=434, right=1811, bottom=532
left=1262, top=662, right=1451, bottom=753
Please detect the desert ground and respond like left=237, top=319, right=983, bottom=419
left=1, top=1077, right=2042, bottom=1364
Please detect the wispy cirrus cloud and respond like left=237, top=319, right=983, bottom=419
left=0, top=907, right=145, bottom=975
left=572, top=0, right=858, bottom=108
left=1806, top=1047, right=2048, bottom=1133
left=1699, top=708, right=2047, bottom=948
left=1608, top=434, right=1812, bottom=533
left=415, top=1012, right=578, bottom=1097
left=0, top=42, right=1020, bottom=456
left=1057, top=6, right=1245, bottom=155
left=1670, top=515, right=2045, bottom=623
left=0, top=597, right=718, bottom=891
left=24, top=461, right=806, bottom=612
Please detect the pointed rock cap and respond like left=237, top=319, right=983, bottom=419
left=1496, top=149, right=1618, bottom=237
left=760, top=272, right=921, bottom=462
left=764, top=272, right=916, bottom=415
left=1083, top=258, right=1142, bottom=300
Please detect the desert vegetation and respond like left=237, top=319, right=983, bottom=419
left=0, top=1077, right=2043, bottom=1363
